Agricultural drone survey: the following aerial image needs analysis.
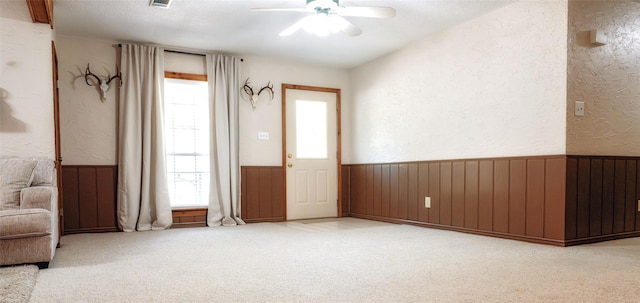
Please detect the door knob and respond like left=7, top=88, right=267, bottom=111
left=287, top=163, right=293, bottom=168
left=287, top=153, right=293, bottom=159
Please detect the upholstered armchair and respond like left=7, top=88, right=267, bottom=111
left=0, top=157, right=58, bottom=268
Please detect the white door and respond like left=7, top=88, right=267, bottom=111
left=285, top=87, right=339, bottom=220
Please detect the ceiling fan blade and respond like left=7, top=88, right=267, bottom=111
left=279, top=16, right=313, bottom=36
left=337, top=6, right=396, bottom=18
left=335, top=16, right=362, bottom=36
left=250, top=8, right=309, bottom=13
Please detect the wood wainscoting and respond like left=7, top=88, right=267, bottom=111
left=241, top=166, right=285, bottom=223
left=343, top=156, right=567, bottom=246
left=62, top=165, right=119, bottom=234
left=565, top=156, right=640, bottom=245
left=344, top=155, right=640, bottom=246
left=172, top=208, right=207, bottom=228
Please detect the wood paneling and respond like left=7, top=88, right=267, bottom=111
left=78, top=168, right=98, bottom=229
left=62, top=167, right=79, bottom=231
left=418, top=163, right=429, bottom=223
left=637, top=162, right=640, bottom=231
left=601, top=160, right=615, bottom=235
left=464, top=161, right=478, bottom=229
left=408, top=164, right=419, bottom=222
left=352, top=166, right=366, bottom=216
left=439, top=162, right=452, bottom=226
left=589, top=159, right=603, bottom=237
left=172, top=208, right=207, bottom=228
left=373, top=165, right=382, bottom=217
left=576, top=158, right=591, bottom=238
left=428, top=163, right=440, bottom=224
left=613, top=160, right=626, bottom=234
left=564, top=156, right=640, bottom=245
left=544, top=158, right=565, bottom=240
left=478, top=161, right=493, bottom=231
left=508, top=160, right=526, bottom=236
left=95, top=168, right=116, bottom=228
left=241, top=166, right=285, bottom=223
left=26, top=0, right=53, bottom=27
left=346, top=155, right=639, bottom=246
left=381, top=165, right=391, bottom=218
left=62, top=166, right=118, bottom=234
left=624, top=161, right=636, bottom=232
left=398, top=164, right=409, bottom=220
left=346, top=156, right=567, bottom=246
left=365, top=166, right=375, bottom=218
left=565, top=158, right=578, bottom=239
left=389, top=165, right=399, bottom=219
left=493, top=160, right=509, bottom=233
left=451, top=161, right=465, bottom=227
left=526, top=159, right=545, bottom=238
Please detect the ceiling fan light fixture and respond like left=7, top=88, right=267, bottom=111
left=267, top=0, right=391, bottom=37
left=303, top=14, right=346, bottom=37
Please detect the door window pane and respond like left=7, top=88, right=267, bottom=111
left=296, top=100, right=327, bottom=159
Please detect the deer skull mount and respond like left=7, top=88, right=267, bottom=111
left=242, top=78, right=274, bottom=109
left=84, top=63, right=122, bottom=102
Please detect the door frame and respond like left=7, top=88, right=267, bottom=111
left=51, top=41, right=63, bottom=241
left=281, top=84, right=342, bottom=220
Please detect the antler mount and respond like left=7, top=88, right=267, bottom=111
left=242, top=78, right=274, bottom=109
left=84, top=63, right=122, bottom=102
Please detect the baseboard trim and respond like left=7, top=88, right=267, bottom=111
left=244, top=217, right=285, bottom=223
left=171, top=222, right=207, bottom=228
left=64, top=227, right=119, bottom=234
left=349, top=213, right=568, bottom=247
left=563, top=231, right=640, bottom=246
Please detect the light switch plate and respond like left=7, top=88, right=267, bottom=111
left=575, top=101, right=585, bottom=117
left=424, top=197, right=431, bottom=208
left=258, top=132, right=269, bottom=141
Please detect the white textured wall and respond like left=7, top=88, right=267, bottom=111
left=348, top=0, right=568, bottom=164
left=165, top=51, right=206, bottom=74
left=0, top=1, right=55, bottom=158
left=566, top=0, right=640, bottom=156
left=56, top=35, right=349, bottom=166
left=56, top=35, right=119, bottom=165
left=239, top=55, right=349, bottom=166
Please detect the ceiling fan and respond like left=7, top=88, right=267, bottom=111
left=251, top=0, right=396, bottom=37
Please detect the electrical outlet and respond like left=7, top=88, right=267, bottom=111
left=424, top=197, right=431, bottom=208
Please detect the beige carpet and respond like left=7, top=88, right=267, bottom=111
left=0, top=265, right=39, bottom=303
left=29, top=218, right=640, bottom=302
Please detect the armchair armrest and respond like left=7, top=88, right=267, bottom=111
left=20, top=186, right=57, bottom=211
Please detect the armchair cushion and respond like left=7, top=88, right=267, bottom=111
left=30, top=157, right=56, bottom=186
left=21, top=186, right=55, bottom=211
left=0, top=158, right=37, bottom=210
left=0, top=208, right=51, bottom=240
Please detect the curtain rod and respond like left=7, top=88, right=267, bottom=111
left=117, top=44, right=243, bottom=61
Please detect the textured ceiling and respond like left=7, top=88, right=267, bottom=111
left=53, top=0, right=513, bottom=69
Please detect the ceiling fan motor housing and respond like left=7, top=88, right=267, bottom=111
left=306, top=0, right=340, bottom=10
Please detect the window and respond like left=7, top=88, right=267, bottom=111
left=164, top=77, right=209, bottom=208
left=295, top=100, right=328, bottom=159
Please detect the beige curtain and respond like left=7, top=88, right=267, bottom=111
left=206, top=54, right=244, bottom=227
left=117, top=44, right=172, bottom=232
